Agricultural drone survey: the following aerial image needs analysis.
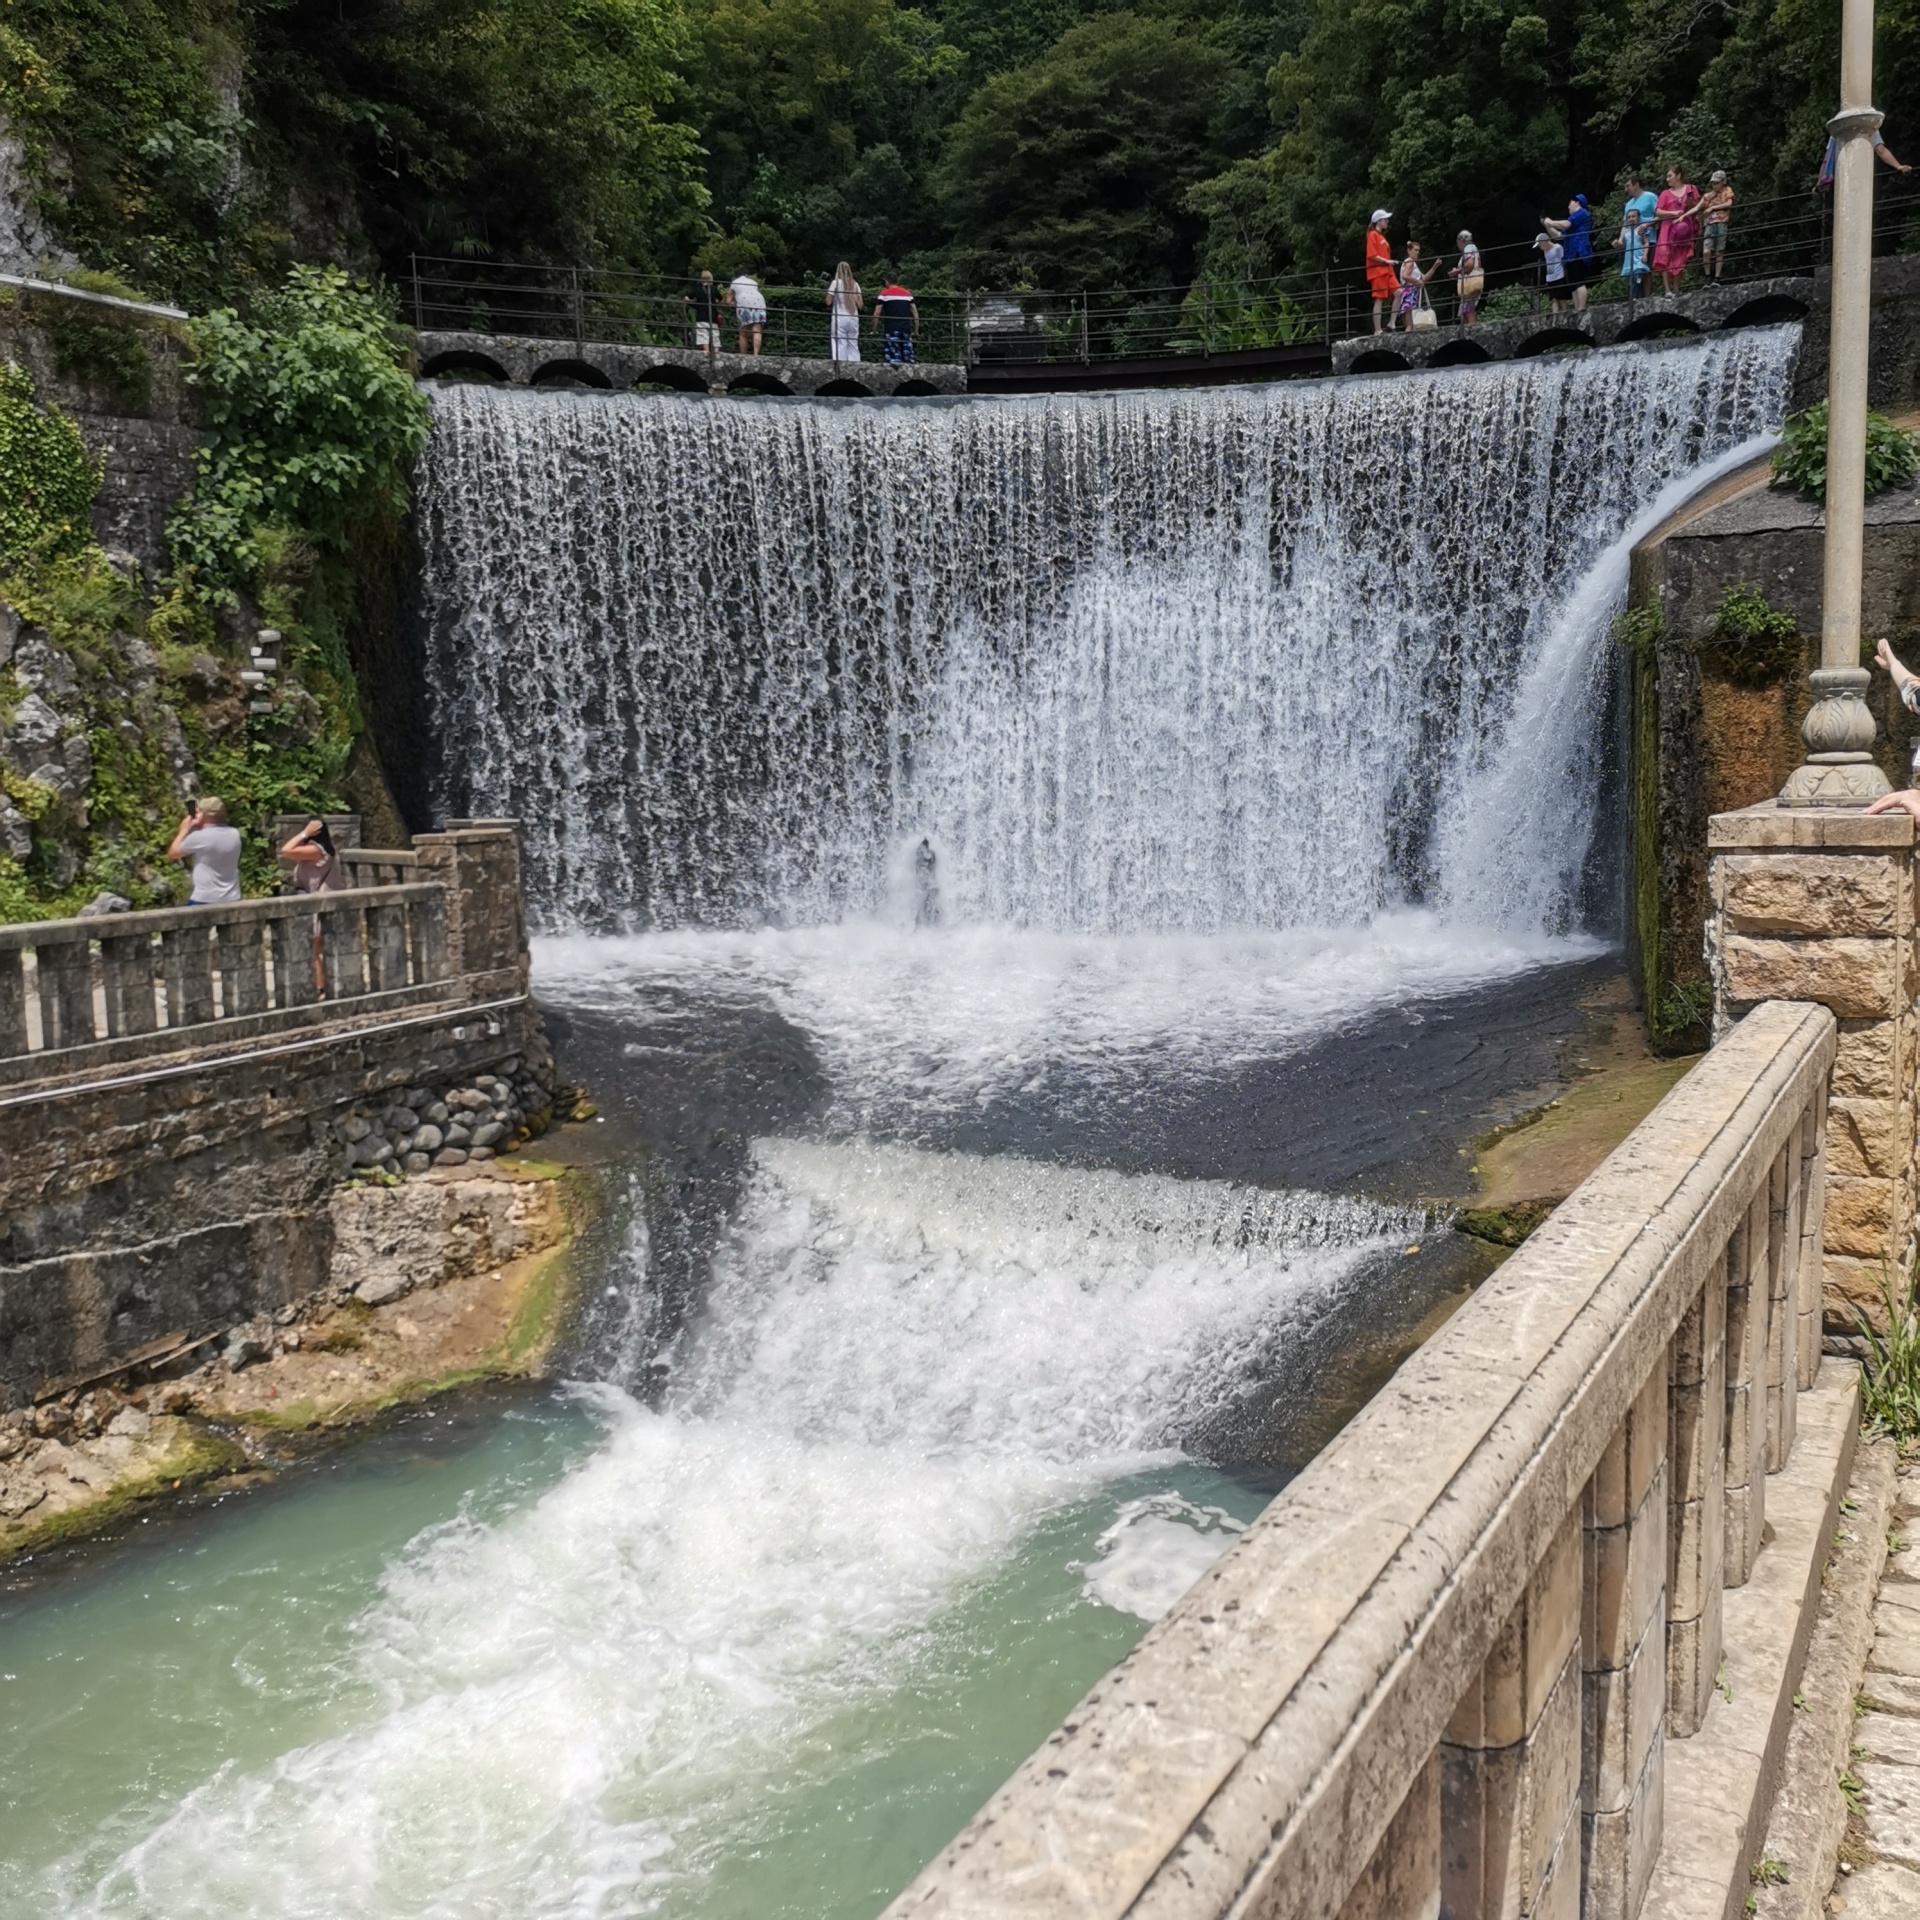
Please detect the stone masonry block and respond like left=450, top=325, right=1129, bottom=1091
left=1443, top=1645, right=1583, bottom=1920
left=1826, top=1253, right=1891, bottom=1333
left=1448, top=1511, right=1582, bottom=1752
left=1584, top=1594, right=1666, bottom=1815
left=1669, top=1279, right=1726, bottom=1390
left=1833, top=1016, right=1906, bottom=1100
left=1717, top=852, right=1900, bottom=936
left=1587, top=1365, right=1666, bottom=1531
left=1826, top=1174, right=1901, bottom=1259
left=1829, top=1097, right=1904, bottom=1179
left=1336, top=1748, right=1441, bottom=1920
left=1724, top=1478, right=1764, bottom=1589
left=1720, top=934, right=1901, bottom=1018
left=1581, top=1726, right=1665, bottom=1920
left=1585, top=1461, right=1668, bottom=1672
left=1666, top=1609, right=1719, bottom=1737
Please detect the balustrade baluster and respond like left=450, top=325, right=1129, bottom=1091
left=368, top=901, right=409, bottom=992
left=1723, top=1190, right=1770, bottom=1587
left=219, top=918, right=269, bottom=1018
left=1797, top=1093, right=1827, bottom=1391
left=0, top=948, right=26, bottom=1056
left=100, top=931, right=157, bottom=1036
left=270, top=912, right=318, bottom=1008
left=161, top=921, right=215, bottom=1030
left=1667, top=1265, right=1727, bottom=1738
left=320, top=900, right=368, bottom=1001
left=38, top=936, right=98, bottom=1050
left=414, top=891, right=451, bottom=982
left=1766, top=1144, right=1799, bottom=1471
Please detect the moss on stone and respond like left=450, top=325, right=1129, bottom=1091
left=1455, top=1199, right=1557, bottom=1247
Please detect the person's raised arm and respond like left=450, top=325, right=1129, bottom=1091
left=167, top=807, right=202, bottom=862
left=280, top=818, right=325, bottom=863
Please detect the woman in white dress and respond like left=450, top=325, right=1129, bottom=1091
left=826, top=261, right=862, bottom=363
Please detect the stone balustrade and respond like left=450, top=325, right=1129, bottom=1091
left=0, top=822, right=529, bottom=1086
left=0, top=886, right=451, bottom=1063
left=885, top=998, right=1847, bottom=1920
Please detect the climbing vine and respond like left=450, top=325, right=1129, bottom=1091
left=0, top=363, right=101, bottom=569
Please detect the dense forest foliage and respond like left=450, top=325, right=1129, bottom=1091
left=0, top=0, right=1913, bottom=300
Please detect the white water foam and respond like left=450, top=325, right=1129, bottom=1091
left=55, top=1144, right=1411, bottom=1918
left=415, top=331, right=1798, bottom=935
left=1080, top=1493, right=1248, bottom=1621
left=533, top=910, right=1606, bottom=1131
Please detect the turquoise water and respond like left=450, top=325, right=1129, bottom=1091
left=0, top=1390, right=1263, bottom=1919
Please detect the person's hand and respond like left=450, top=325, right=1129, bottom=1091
left=1864, top=789, right=1920, bottom=819
left=304, top=817, right=323, bottom=838
left=1877, top=638, right=1896, bottom=674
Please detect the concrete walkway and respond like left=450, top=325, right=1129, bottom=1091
left=1832, top=1455, right=1920, bottom=1918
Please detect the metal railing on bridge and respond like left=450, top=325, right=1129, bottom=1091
left=406, top=177, right=1920, bottom=380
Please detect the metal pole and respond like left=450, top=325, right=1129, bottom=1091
left=410, top=254, right=424, bottom=332
left=1781, top=0, right=1892, bottom=804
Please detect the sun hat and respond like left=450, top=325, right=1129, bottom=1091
left=1371, top=208, right=1392, bottom=224
left=1710, top=169, right=1728, bottom=182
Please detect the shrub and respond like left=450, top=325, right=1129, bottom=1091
left=1699, top=585, right=1803, bottom=686
left=0, top=362, right=101, bottom=568
left=1771, top=402, right=1920, bottom=504
left=170, top=266, right=429, bottom=593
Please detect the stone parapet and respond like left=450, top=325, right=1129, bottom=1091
left=883, top=1002, right=1838, bottom=1920
left=1709, top=803, right=1918, bottom=1323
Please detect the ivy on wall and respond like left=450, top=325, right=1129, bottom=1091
left=0, top=361, right=101, bottom=567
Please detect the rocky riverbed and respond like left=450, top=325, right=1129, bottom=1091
left=0, top=1158, right=586, bottom=1561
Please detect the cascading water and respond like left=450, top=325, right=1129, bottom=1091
left=416, top=329, right=1798, bottom=936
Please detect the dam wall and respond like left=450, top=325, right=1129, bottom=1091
left=0, top=822, right=554, bottom=1409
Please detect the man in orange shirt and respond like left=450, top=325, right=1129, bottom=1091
left=1366, top=210, right=1397, bottom=334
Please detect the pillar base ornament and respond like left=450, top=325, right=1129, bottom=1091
left=1780, top=668, right=1891, bottom=805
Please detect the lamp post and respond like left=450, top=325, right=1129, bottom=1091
left=1780, top=0, right=1894, bottom=805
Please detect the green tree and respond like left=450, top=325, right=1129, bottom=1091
left=936, top=11, right=1250, bottom=287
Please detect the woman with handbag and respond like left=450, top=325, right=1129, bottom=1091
left=1450, top=232, right=1484, bottom=325
left=1397, top=240, right=1436, bottom=330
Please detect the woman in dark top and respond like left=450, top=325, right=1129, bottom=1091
left=1543, top=195, right=1597, bottom=311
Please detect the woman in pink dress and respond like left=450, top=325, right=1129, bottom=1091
left=1651, top=166, right=1702, bottom=293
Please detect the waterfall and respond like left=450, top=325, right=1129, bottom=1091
left=414, top=330, right=1797, bottom=934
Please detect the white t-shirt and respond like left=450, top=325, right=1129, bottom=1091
left=828, top=279, right=862, bottom=316
left=730, top=275, right=765, bottom=313
left=1538, top=238, right=1565, bottom=282
left=181, top=824, right=242, bottom=903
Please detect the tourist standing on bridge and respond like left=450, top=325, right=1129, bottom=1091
left=1396, top=240, right=1435, bottom=327
left=690, top=271, right=722, bottom=355
left=1365, top=210, right=1397, bottom=333
left=1542, top=195, right=1597, bottom=311
left=873, top=282, right=918, bottom=362
left=826, top=263, right=863, bottom=362
left=1700, top=173, right=1735, bottom=282
left=1534, top=225, right=1568, bottom=311
left=168, top=798, right=242, bottom=906
left=726, top=271, right=768, bottom=355
left=1615, top=207, right=1650, bottom=297
left=1623, top=173, right=1659, bottom=238
left=1651, top=167, right=1702, bottom=294
left=1450, top=232, right=1484, bottom=324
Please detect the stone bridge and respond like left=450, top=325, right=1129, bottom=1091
left=415, top=330, right=967, bottom=398
left=1330, top=273, right=1816, bottom=374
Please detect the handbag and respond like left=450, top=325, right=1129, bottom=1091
left=1410, top=298, right=1438, bottom=331
left=1458, top=273, right=1484, bottom=300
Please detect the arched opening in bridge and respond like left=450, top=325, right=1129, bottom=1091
left=1513, top=330, right=1595, bottom=359
left=1616, top=314, right=1702, bottom=345
left=530, top=359, right=613, bottom=389
left=894, top=379, right=942, bottom=396
left=1428, top=340, right=1494, bottom=368
left=632, top=364, right=710, bottom=394
left=727, top=373, right=793, bottom=397
left=815, top=379, right=874, bottom=397
left=1724, top=294, right=1810, bottom=330
left=419, top=350, right=510, bottom=384
left=1347, top=350, right=1410, bottom=374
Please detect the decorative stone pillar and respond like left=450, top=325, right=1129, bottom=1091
left=1708, top=805, right=1919, bottom=1337
left=1442, top=1510, right=1583, bottom=1920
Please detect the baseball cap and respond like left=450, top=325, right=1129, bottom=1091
left=1371, top=208, right=1392, bottom=224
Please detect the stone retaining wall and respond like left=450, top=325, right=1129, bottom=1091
left=0, top=821, right=559, bottom=1408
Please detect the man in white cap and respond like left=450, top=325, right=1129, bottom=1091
left=1366, top=209, right=1397, bottom=334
